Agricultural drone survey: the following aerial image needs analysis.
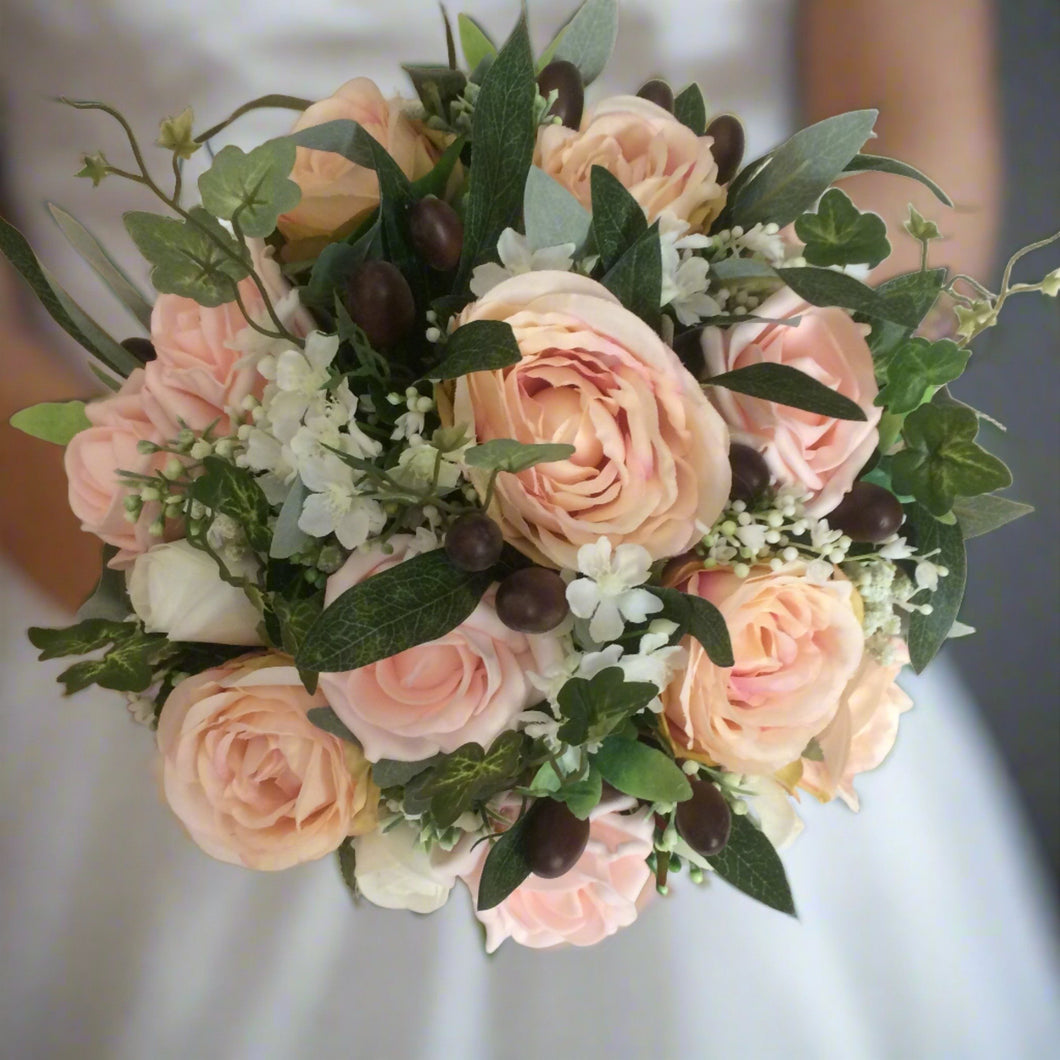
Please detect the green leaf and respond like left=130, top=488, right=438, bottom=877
left=728, top=109, right=878, bottom=229
left=590, top=165, right=648, bottom=272
left=426, top=319, right=522, bottom=379
left=124, top=207, right=249, bottom=307
left=794, top=188, right=891, bottom=269
left=307, top=706, right=357, bottom=742
left=891, top=404, right=1012, bottom=516
left=673, top=83, right=707, bottom=135
left=269, top=478, right=311, bottom=559
left=76, top=546, right=130, bottom=622
left=707, top=362, right=867, bottom=421
left=775, top=266, right=920, bottom=328
left=592, top=736, right=692, bottom=803
left=47, top=203, right=154, bottom=331
left=539, top=0, right=619, bottom=85
left=28, top=618, right=135, bottom=660
left=464, top=439, right=575, bottom=474
left=866, top=268, right=948, bottom=358
left=9, top=400, right=90, bottom=445
left=296, top=548, right=494, bottom=673
left=408, top=730, right=526, bottom=827
left=411, top=134, right=466, bottom=200
left=272, top=590, right=324, bottom=658
left=904, top=503, right=967, bottom=673
left=401, top=64, right=468, bottom=119
left=157, top=106, right=201, bottom=160
left=188, top=456, right=272, bottom=552
left=336, top=840, right=358, bottom=899
left=477, top=809, right=534, bottom=911
left=458, top=13, right=498, bottom=71
left=0, top=215, right=141, bottom=376
left=197, top=140, right=301, bottom=237
left=370, top=756, right=442, bottom=790
left=457, top=18, right=536, bottom=283
left=556, top=667, right=660, bottom=746
left=651, top=586, right=733, bottom=667
left=194, top=94, right=312, bottom=145
left=951, top=494, right=1034, bottom=540
left=601, top=222, right=662, bottom=328
left=843, top=153, right=952, bottom=206
left=875, top=337, right=969, bottom=415
left=523, top=165, right=592, bottom=252
left=904, top=204, right=943, bottom=243
left=706, top=811, right=796, bottom=916
left=552, top=769, right=603, bottom=819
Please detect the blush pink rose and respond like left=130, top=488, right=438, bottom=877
left=534, top=95, right=726, bottom=230
left=800, top=642, right=913, bottom=810
left=450, top=271, right=731, bottom=570
left=317, top=537, right=565, bottom=762
left=278, top=78, right=438, bottom=252
left=157, top=654, right=378, bottom=870
left=662, top=561, right=865, bottom=774
left=143, top=241, right=313, bottom=435
left=461, top=795, right=655, bottom=952
left=701, top=287, right=882, bottom=516
left=64, top=369, right=179, bottom=568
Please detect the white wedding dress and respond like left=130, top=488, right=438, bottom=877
left=2, top=2, right=1059, bottom=1058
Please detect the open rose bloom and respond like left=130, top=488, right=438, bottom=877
left=17, top=0, right=1023, bottom=953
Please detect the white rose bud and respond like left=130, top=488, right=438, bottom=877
left=127, top=540, right=262, bottom=645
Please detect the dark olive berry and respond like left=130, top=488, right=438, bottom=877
left=728, top=443, right=771, bottom=505
left=536, top=60, right=585, bottom=129
left=343, top=260, right=416, bottom=349
left=525, top=799, right=591, bottom=879
left=825, top=481, right=904, bottom=543
left=407, top=196, right=464, bottom=271
left=675, top=778, right=731, bottom=858
left=120, top=337, right=156, bottom=363
left=495, top=566, right=569, bottom=633
left=445, top=512, right=504, bottom=572
left=636, top=78, right=674, bottom=112
left=705, top=114, right=745, bottom=185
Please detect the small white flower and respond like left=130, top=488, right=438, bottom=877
left=298, top=453, right=385, bottom=549
left=565, top=538, right=663, bottom=643
left=469, top=227, right=576, bottom=297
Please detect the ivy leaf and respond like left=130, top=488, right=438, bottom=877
left=157, top=106, right=201, bottom=159
left=556, top=667, right=660, bottom=746
left=524, top=165, right=592, bottom=253
left=590, top=165, right=647, bottom=272
left=651, top=586, right=733, bottom=666
left=477, top=809, right=534, bottom=911
left=28, top=618, right=137, bottom=660
left=903, top=504, right=967, bottom=673
left=707, top=362, right=867, bottom=421
left=875, top=337, right=970, bottom=415
left=891, top=404, right=1012, bottom=516
left=9, top=400, right=90, bottom=445
left=124, top=207, right=249, bottom=307
left=464, top=439, right=575, bottom=474
left=592, top=736, right=692, bottom=803
left=426, top=319, right=522, bottom=379
left=407, top=730, right=527, bottom=827
left=198, top=140, right=301, bottom=237
left=673, top=83, right=707, bottom=135
left=951, top=494, right=1034, bottom=540
left=904, top=204, right=943, bottom=243
left=457, top=19, right=536, bottom=283
left=538, top=0, right=619, bottom=86
left=705, top=811, right=796, bottom=916
left=188, top=456, right=272, bottom=553
left=794, top=188, right=890, bottom=269
left=601, top=222, right=662, bottom=329
left=271, top=590, right=324, bottom=692
left=296, top=548, right=494, bottom=673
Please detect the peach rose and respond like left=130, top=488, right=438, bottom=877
left=800, top=643, right=913, bottom=810
left=277, top=77, right=437, bottom=251
left=460, top=795, right=655, bottom=952
left=157, top=655, right=378, bottom=870
left=450, top=272, right=731, bottom=570
left=662, top=561, right=865, bottom=774
left=64, top=369, right=179, bottom=567
left=317, top=537, right=565, bottom=762
left=143, top=241, right=313, bottom=435
left=701, top=287, right=882, bottom=516
left=534, top=95, right=726, bottom=230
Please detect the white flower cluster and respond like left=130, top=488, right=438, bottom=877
left=659, top=216, right=719, bottom=325
left=469, top=228, right=576, bottom=297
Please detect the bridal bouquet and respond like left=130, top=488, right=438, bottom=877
left=7, top=0, right=1054, bottom=952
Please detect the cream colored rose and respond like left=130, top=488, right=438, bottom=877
left=157, top=655, right=378, bottom=870
left=278, top=78, right=437, bottom=253
left=662, top=561, right=865, bottom=774
left=127, top=540, right=262, bottom=646
left=449, top=271, right=731, bottom=570
left=534, top=95, right=725, bottom=230
left=701, top=287, right=882, bottom=517
left=800, top=642, right=913, bottom=809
